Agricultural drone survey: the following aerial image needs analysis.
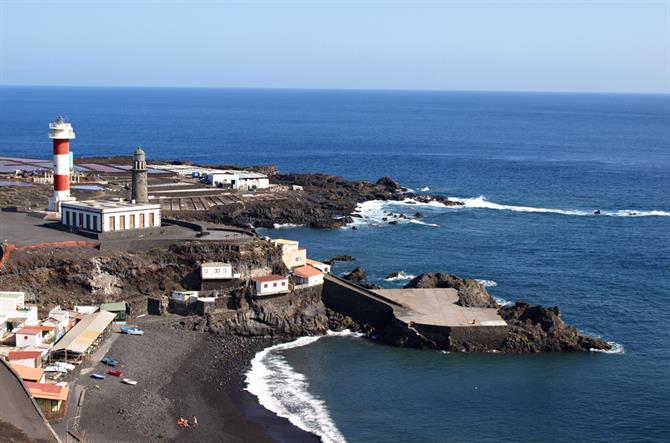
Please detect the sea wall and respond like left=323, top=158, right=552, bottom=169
left=413, top=323, right=508, bottom=351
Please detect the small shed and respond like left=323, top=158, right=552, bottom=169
left=100, top=302, right=128, bottom=323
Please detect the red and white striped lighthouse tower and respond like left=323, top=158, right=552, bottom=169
left=47, top=116, right=77, bottom=212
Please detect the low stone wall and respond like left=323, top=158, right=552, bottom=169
left=322, top=276, right=397, bottom=328
left=413, top=323, right=508, bottom=351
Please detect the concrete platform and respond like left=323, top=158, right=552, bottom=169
left=373, top=288, right=507, bottom=328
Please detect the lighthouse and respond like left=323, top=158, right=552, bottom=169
left=48, top=116, right=77, bottom=212
left=131, top=146, right=149, bottom=203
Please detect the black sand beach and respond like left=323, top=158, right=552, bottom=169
left=77, top=317, right=319, bottom=442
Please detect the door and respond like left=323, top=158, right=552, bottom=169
left=109, top=216, right=116, bottom=231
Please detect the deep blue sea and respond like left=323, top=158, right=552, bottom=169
left=1, top=87, right=669, bottom=442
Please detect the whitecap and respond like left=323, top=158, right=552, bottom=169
left=591, top=341, right=625, bottom=355
left=385, top=271, right=416, bottom=282
left=451, top=195, right=670, bottom=217
left=273, top=223, right=305, bottom=229
left=493, top=296, right=513, bottom=307
left=476, top=279, right=498, bottom=288
left=420, top=186, right=431, bottom=192
left=245, top=334, right=358, bottom=443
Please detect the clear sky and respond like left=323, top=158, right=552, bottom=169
left=0, top=0, right=668, bottom=93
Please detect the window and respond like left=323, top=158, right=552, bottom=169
left=92, top=215, right=98, bottom=231
left=149, top=212, right=155, bottom=227
left=295, top=257, right=300, bottom=262
left=273, top=282, right=277, bottom=287
left=215, top=268, right=220, bottom=273
left=140, top=213, right=145, bottom=228
left=65, top=211, right=70, bottom=226
left=85, top=214, right=91, bottom=230
left=78, top=213, right=83, bottom=228
left=263, top=283, right=268, bottom=288
left=120, top=215, right=126, bottom=230
left=109, top=216, right=116, bottom=231
left=129, top=214, right=135, bottom=229
left=281, top=282, right=286, bottom=286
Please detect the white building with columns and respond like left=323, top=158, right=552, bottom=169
left=60, top=200, right=161, bottom=233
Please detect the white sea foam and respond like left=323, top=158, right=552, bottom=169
left=385, top=271, right=416, bottom=282
left=453, top=195, right=670, bottom=217
left=347, top=195, right=669, bottom=230
left=477, top=279, right=498, bottom=288
left=245, top=333, right=361, bottom=443
left=420, top=186, right=431, bottom=192
left=493, top=296, right=513, bottom=307
left=591, top=341, right=625, bottom=355
left=273, top=223, right=305, bottom=229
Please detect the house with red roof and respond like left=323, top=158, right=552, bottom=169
left=252, top=275, right=290, bottom=296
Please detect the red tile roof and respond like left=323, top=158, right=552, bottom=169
left=7, top=351, right=42, bottom=360
left=14, top=326, right=55, bottom=335
left=252, top=275, right=288, bottom=283
left=293, top=266, right=323, bottom=278
left=25, top=381, right=69, bottom=401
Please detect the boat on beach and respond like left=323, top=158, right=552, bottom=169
left=120, top=326, right=145, bottom=336
left=121, top=378, right=138, bottom=385
left=91, top=373, right=105, bottom=380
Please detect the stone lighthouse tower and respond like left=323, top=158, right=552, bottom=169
left=131, top=146, right=149, bottom=203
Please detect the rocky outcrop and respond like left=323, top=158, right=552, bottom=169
left=343, top=266, right=368, bottom=282
left=499, top=302, right=611, bottom=352
left=323, top=255, right=355, bottom=264
left=173, top=173, right=462, bottom=229
left=404, top=272, right=498, bottom=308
left=184, top=286, right=330, bottom=337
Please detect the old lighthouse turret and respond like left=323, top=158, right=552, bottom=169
left=131, top=146, right=149, bottom=204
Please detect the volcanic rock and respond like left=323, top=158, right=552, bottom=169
left=404, top=272, right=498, bottom=308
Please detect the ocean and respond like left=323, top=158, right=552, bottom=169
left=1, top=86, right=669, bottom=442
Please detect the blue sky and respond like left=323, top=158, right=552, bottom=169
left=0, top=1, right=668, bottom=93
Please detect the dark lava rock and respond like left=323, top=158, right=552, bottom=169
left=499, top=302, right=611, bottom=352
left=324, top=255, right=356, bottom=265
left=404, top=272, right=498, bottom=308
left=386, top=271, right=401, bottom=279
left=414, top=212, right=424, bottom=218
left=343, top=266, right=368, bottom=282
left=376, top=176, right=401, bottom=190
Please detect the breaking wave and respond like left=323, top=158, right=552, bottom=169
left=454, top=196, right=670, bottom=217
left=385, top=271, right=416, bottom=282
left=477, top=279, right=498, bottom=288
left=347, top=197, right=669, bottom=229
left=245, top=331, right=362, bottom=443
left=420, top=186, right=431, bottom=192
left=273, top=223, right=305, bottom=229
left=591, top=341, right=625, bottom=355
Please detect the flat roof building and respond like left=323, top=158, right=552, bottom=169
left=252, top=275, right=290, bottom=296
left=205, top=170, right=270, bottom=191
left=293, top=265, right=324, bottom=287
left=271, top=239, right=307, bottom=269
left=61, top=200, right=161, bottom=233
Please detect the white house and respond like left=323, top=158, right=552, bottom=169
left=0, top=292, right=38, bottom=329
left=201, top=262, right=241, bottom=280
left=306, top=259, right=331, bottom=274
left=271, top=239, right=307, bottom=269
left=15, top=326, right=54, bottom=348
left=252, top=276, right=290, bottom=296
left=205, top=170, right=270, bottom=191
left=293, top=266, right=325, bottom=287
left=61, top=200, right=161, bottom=232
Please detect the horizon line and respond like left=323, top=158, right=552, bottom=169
left=1, top=83, right=668, bottom=96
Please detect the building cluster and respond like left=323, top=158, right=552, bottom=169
left=1, top=293, right=125, bottom=419
left=148, top=164, right=271, bottom=191
left=170, top=238, right=331, bottom=313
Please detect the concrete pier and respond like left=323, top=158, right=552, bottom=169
left=323, top=274, right=508, bottom=350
